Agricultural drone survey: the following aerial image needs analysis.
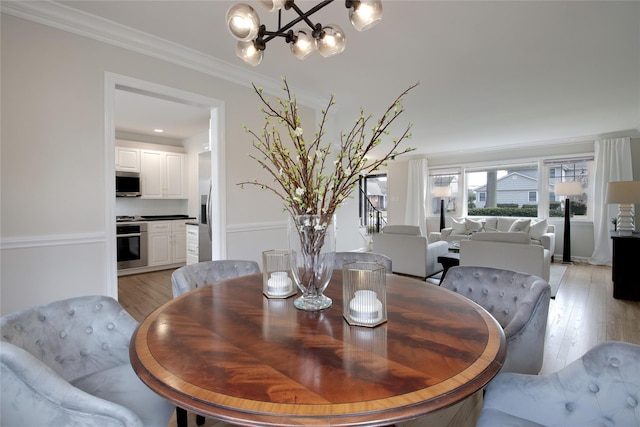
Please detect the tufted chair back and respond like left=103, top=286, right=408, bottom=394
left=440, top=266, right=551, bottom=374
left=334, top=251, right=392, bottom=273
left=1, top=295, right=138, bottom=382
left=477, top=341, right=640, bottom=426
left=172, top=259, right=261, bottom=297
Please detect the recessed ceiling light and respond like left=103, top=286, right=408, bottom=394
left=154, top=128, right=164, bottom=133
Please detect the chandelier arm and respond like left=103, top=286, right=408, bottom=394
left=260, top=0, right=334, bottom=45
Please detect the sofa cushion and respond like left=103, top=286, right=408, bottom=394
left=451, top=218, right=467, bottom=234
left=471, top=232, right=531, bottom=244
left=528, top=218, right=548, bottom=241
left=465, top=218, right=485, bottom=232
left=72, top=363, right=175, bottom=427
left=508, top=218, right=531, bottom=233
left=382, top=225, right=422, bottom=236
left=496, top=217, right=516, bottom=232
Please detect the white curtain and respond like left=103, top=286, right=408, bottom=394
left=589, top=137, right=632, bottom=265
left=405, top=158, right=428, bottom=235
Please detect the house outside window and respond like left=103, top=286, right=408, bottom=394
left=466, top=163, right=539, bottom=217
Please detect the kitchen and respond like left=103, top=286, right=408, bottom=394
left=114, top=88, right=214, bottom=277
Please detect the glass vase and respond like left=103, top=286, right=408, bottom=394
left=288, top=214, right=336, bottom=311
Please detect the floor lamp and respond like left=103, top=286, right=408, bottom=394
left=434, top=186, right=451, bottom=231
left=606, top=181, right=640, bottom=236
left=555, top=181, right=582, bottom=264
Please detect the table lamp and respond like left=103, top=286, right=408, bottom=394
left=434, top=186, right=451, bottom=231
left=555, top=181, right=582, bottom=264
left=606, top=181, right=640, bottom=236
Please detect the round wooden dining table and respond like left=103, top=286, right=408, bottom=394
left=130, top=271, right=506, bottom=427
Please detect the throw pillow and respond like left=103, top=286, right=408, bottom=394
left=529, top=218, right=548, bottom=240
left=465, top=218, right=485, bottom=233
left=508, top=218, right=531, bottom=233
left=451, top=218, right=467, bottom=234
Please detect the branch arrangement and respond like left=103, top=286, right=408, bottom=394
left=239, top=77, right=418, bottom=227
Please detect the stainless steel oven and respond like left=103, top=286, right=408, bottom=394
left=116, top=223, right=148, bottom=270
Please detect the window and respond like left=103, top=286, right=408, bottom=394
left=544, top=157, right=593, bottom=220
left=359, top=174, right=387, bottom=233
left=429, top=168, right=461, bottom=216
left=465, top=163, right=539, bottom=217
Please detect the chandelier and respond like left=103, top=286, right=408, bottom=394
left=226, top=0, right=383, bottom=66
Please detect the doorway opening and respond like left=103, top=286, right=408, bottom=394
left=105, top=73, right=226, bottom=299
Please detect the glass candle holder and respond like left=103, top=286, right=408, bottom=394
left=262, top=249, right=296, bottom=299
left=342, top=262, right=387, bottom=327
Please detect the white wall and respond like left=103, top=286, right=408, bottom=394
left=0, top=14, right=321, bottom=314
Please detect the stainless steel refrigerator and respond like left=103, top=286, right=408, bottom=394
left=198, top=151, right=213, bottom=261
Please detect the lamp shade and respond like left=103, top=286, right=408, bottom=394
left=317, top=25, right=346, bottom=57
left=226, top=3, right=260, bottom=42
left=606, top=181, right=640, bottom=204
left=236, top=41, right=263, bottom=66
left=349, top=0, right=383, bottom=31
left=290, top=29, right=316, bottom=59
left=434, top=186, right=451, bottom=198
left=555, top=181, right=582, bottom=197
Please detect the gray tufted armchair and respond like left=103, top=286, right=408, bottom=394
left=333, top=251, right=393, bottom=273
left=0, top=295, right=175, bottom=427
left=440, top=266, right=551, bottom=375
left=476, top=341, right=640, bottom=426
left=171, top=259, right=261, bottom=297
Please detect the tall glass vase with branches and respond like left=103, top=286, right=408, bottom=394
left=240, top=78, right=418, bottom=310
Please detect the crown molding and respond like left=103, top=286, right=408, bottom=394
left=0, top=1, right=326, bottom=109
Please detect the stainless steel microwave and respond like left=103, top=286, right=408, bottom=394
left=115, top=171, right=141, bottom=197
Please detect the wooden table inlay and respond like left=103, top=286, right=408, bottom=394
left=131, top=271, right=505, bottom=426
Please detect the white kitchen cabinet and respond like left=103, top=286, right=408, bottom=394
left=115, top=147, right=140, bottom=172
left=147, top=220, right=187, bottom=267
left=140, top=150, right=187, bottom=199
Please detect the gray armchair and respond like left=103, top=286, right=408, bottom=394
left=171, top=259, right=261, bottom=297
left=0, top=295, right=175, bottom=427
left=476, top=341, right=640, bottom=426
left=440, top=266, right=551, bottom=375
left=334, top=251, right=392, bottom=273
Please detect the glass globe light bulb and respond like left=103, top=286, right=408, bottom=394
left=290, top=30, right=316, bottom=60
left=317, top=25, right=346, bottom=58
left=236, top=41, right=263, bottom=66
left=226, top=3, right=260, bottom=42
left=258, top=0, right=286, bottom=12
left=349, top=0, right=383, bottom=31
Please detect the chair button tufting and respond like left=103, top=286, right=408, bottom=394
left=482, top=288, right=489, bottom=295
left=80, top=349, right=87, bottom=357
left=67, top=309, right=75, bottom=316
left=13, top=324, right=23, bottom=332
left=499, top=291, right=505, bottom=297
left=94, top=303, right=103, bottom=311
left=627, top=396, right=638, bottom=408
left=85, top=326, right=93, bottom=334
left=102, top=342, right=109, bottom=350
left=565, top=402, right=575, bottom=412
left=107, top=323, right=115, bottom=330
left=609, top=357, right=621, bottom=368
left=38, top=314, right=46, bottom=321
left=59, top=331, right=67, bottom=338
left=589, top=383, right=600, bottom=393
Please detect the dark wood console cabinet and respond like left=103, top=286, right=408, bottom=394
left=611, top=231, right=640, bottom=300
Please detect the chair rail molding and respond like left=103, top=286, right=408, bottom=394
left=1, top=232, right=106, bottom=250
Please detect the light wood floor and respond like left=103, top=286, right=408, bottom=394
left=118, top=262, right=640, bottom=427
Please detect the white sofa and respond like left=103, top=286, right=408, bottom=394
left=372, top=225, right=448, bottom=279
left=460, top=232, right=551, bottom=282
left=430, top=216, right=556, bottom=255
